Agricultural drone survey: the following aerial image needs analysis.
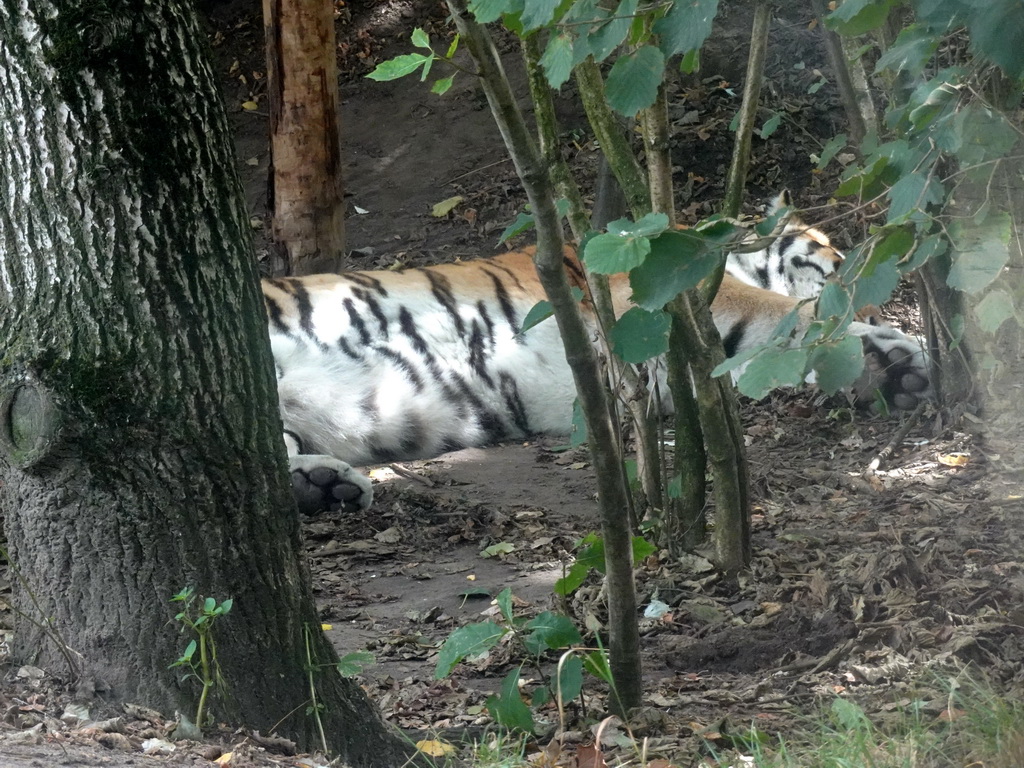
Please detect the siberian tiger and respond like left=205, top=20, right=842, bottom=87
left=266, top=197, right=931, bottom=515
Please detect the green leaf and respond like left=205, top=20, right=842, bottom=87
left=366, top=53, right=430, bottom=81
left=817, top=282, right=853, bottom=324
left=582, top=649, right=613, bottom=684
left=952, top=105, right=1019, bottom=167
left=496, top=587, right=515, bottom=623
left=874, top=24, right=939, bottom=76
left=759, top=112, right=782, bottom=139
left=735, top=347, right=809, bottom=400
left=835, top=156, right=891, bottom=198
left=632, top=535, right=657, bottom=562
left=967, top=0, right=1024, bottom=79
left=974, top=289, right=1016, bottom=334
left=553, top=561, right=591, bottom=596
left=520, top=299, right=553, bottom=334
left=852, top=259, right=901, bottom=309
left=480, top=541, right=515, bottom=558
left=541, top=34, right=574, bottom=89
left=435, top=621, right=508, bottom=678
left=203, top=597, right=216, bottom=613
left=520, top=0, right=558, bottom=30
left=886, top=172, right=944, bottom=224
left=336, top=650, right=374, bottom=677
left=182, top=639, right=197, bottom=662
left=826, top=0, right=897, bottom=35
left=584, top=232, right=651, bottom=274
left=431, top=75, right=455, bottom=95
left=947, top=214, right=1012, bottom=294
left=832, top=697, right=870, bottom=731
left=469, top=0, right=514, bottom=23
left=524, top=612, right=582, bottom=654
left=628, top=230, right=718, bottom=310
left=654, top=0, right=719, bottom=57
left=809, top=335, right=865, bottom=395
left=498, top=210, right=535, bottom=243
left=555, top=656, right=584, bottom=703
left=816, top=133, right=848, bottom=170
left=605, top=45, right=665, bottom=118
left=587, top=0, right=636, bottom=63
left=900, top=233, right=947, bottom=273
left=609, top=307, right=670, bottom=363
left=411, top=27, right=430, bottom=49
left=486, top=668, right=534, bottom=733
left=607, top=211, right=670, bottom=238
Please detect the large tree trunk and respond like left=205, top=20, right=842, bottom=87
left=264, top=0, right=346, bottom=275
left=0, top=2, right=402, bottom=762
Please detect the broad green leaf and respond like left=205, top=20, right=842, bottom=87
left=411, top=27, right=430, bottom=49
left=947, top=214, right=1012, bottom=294
left=584, top=232, right=651, bottom=274
left=852, top=259, right=901, bottom=310
left=587, top=0, right=636, bottom=63
left=967, top=0, right=1024, bottom=79
left=521, top=0, right=558, bottom=30
left=431, top=75, right=455, bottom=95
left=900, top=233, right=947, bottom=273
left=531, top=685, right=551, bottom=708
left=182, top=639, right=197, bottom=661
left=524, top=612, right=582, bottom=655
left=817, top=282, right=853, bottom=324
left=469, top=0, right=514, bottom=23
left=886, top=172, right=944, bottom=224
left=480, top=541, right=515, bottom=557
left=496, top=587, right=515, bottom=623
left=609, top=307, right=670, bottom=363
left=712, top=337, right=786, bottom=378
left=809, top=335, right=865, bottom=395
left=633, top=535, right=657, bottom=561
left=520, top=299, right=553, bottom=334
left=607, top=211, right=670, bottom=238
left=680, top=47, right=701, bottom=74
left=435, top=621, right=508, bottom=677
left=953, top=105, right=1019, bottom=167
left=874, top=24, right=939, bottom=76
left=556, top=656, right=584, bottom=703
left=366, top=53, right=429, bottom=81
left=908, top=81, right=957, bottom=131
left=760, top=112, right=782, bottom=139
left=974, top=289, right=1016, bottom=334
left=816, top=133, right=848, bottom=170
left=498, top=210, right=535, bottom=243
left=735, top=347, right=809, bottom=400
left=553, top=561, right=590, bottom=596
left=628, top=230, right=718, bottom=310
left=835, top=156, right=891, bottom=198
left=541, top=34, right=574, bottom=89
left=826, top=0, right=898, bottom=35
left=654, top=0, right=719, bottom=57
left=486, top=668, right=534, bottom=733
left=605, top=45, right=665, bottom=118
left=583, top=649, right=613, bottom=684
left=336, top=650, right=374, bottom=677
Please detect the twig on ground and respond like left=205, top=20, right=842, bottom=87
left=867, top=401, right=927, bottom=472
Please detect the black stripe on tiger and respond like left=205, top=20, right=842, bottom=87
left=423, top=269, right=466, bottom=336
left=291, top=281, right=328, bottom=350
left=265, top=295, right=290, bottom=335
left=483, top=269, right=522, bottom=339
left=373, top=345, right=426, bottom=393
left=352, top=286, right=390, bottom=339
left=721, top=321, right=747, bottom=359
left=499, top=372, right=530, bottom=435
left=467, top=319, right=494, bottom=387
left=476, top=300, right=497, bottom=349
left=343, top=297, right=372, bottom=346
left=344, top=272, right=389, bottom=297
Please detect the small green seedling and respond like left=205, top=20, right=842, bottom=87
left=170, top=587, right=232, bottom=731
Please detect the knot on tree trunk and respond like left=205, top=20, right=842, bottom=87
left=0, top=377, right=62, bottom=470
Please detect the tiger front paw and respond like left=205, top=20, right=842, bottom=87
left=289, top=455, right=373, bottom=515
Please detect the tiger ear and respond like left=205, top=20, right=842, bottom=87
left=766, top=189, right=794, bottom=216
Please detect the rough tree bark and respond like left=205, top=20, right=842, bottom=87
left=0, top=2, right=403, bottom=762
left=264, top=0, right=346, bottom=275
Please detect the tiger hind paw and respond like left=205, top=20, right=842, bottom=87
left=289, top=455, right=373, bottom=514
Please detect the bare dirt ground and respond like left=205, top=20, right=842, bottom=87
left=2, top=1, right=1024, bottom=766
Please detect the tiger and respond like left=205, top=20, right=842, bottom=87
left=265, top=195, right=931, bottom=515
